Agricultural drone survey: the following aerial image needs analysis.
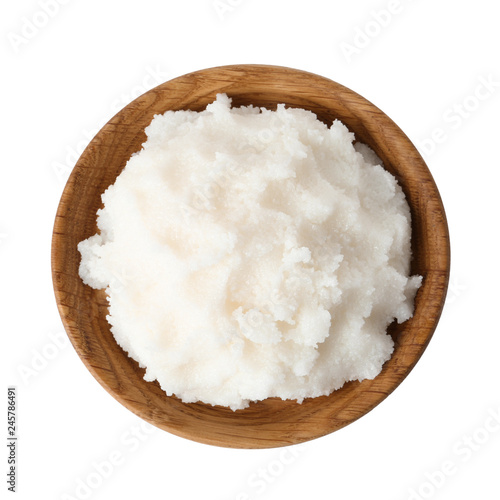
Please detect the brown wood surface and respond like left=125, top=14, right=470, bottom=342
left=51, top=64, right=450, bottom=449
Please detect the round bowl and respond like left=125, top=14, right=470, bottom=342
left=51, top=64, right=450, bottom=448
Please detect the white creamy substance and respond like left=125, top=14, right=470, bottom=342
left=78, top=94, right=421, bottom=410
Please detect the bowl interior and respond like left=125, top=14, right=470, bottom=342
left=51, top=64, right=450, bottom=448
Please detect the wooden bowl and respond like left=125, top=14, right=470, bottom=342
left=52, top=64, right=450, bottom=448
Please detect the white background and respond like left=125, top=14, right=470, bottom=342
left=2, top=1, right=499, bottom=499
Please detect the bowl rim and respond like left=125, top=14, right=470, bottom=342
left=51, top=64, right=450, bottom=448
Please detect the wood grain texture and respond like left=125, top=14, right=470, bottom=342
left=51, top=64, right=450, bottom=448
